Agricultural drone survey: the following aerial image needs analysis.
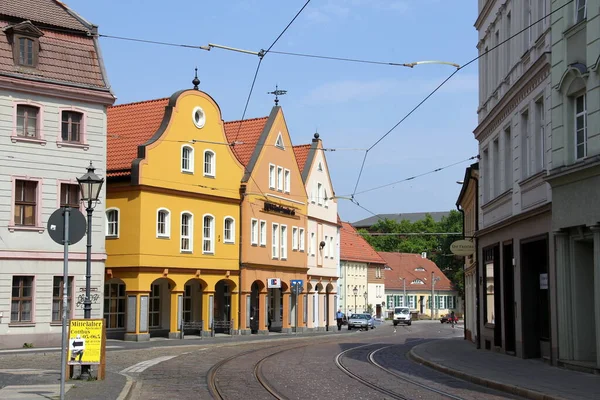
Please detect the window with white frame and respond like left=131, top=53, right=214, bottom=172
left=251, top=218, right=258, bottom=245
left=280, top=225, right=287, bottom=259
left=259, top=220, right=266, bottom=246
left=324, top=235, right=328, bottom=257
left=277, top=166, right=283, bottom=191
left=203, top=215, right=214, bottom=253
left=181, top=145, right=194, bottom=173
left=106, top=208, right=119, bottom=238
left=292, top=227, right=298, bottom=250
left=521, top=109, right=531, bottom=178
left=204, top=150, right=215, bottom=177
left=535, top=97, right=545, bottom=172
left=311, top=232, right=316, bottom=256
left=157, top=208, right=170, bottom=238
left=299, top=228, right=305, bottom=251
left=329, top=236, right=334, bottom=258
left=269, top=164, right=276, bottom=189
left=180, top=212, right=193, bottom=252
left=272, top=223, right=279, bottom=258
left=223, top=217, right=234, bottom=243
left=411, top=279, right=424, bottom=284
left=575, top=0, right=586, bottom=23
left=575, top=94, right=587, bottom=160
left=317, top=182, right=323, bottom=205
left=275, top=132, right=284, bottom=149
left=324, top=189, right=329, bottom=207
left=310, top=183, right=316, bottom=203
left=284, top=169, right=290, bottom=193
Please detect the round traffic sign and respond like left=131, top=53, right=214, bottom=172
left=47, top=208, right=87, bottom=245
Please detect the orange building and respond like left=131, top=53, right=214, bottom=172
left=224, top=106, right=309, bottom=334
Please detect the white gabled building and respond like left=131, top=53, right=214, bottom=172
left=293, top=133, right=340, bottom=331
left=0, top=0, right=115, bottom=348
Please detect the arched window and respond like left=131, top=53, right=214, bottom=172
left=156, top=208, right=171, bottom=238
left=203, top=214, right=215, bottom=254
left=411, top=279, right=425, bottom=285
left=180, top=212, right=193, bottom=252
left=204, top=149, right=215, bottom=177
left=223, top=216, right=235, bottom=243
left=181, top=145, right=194, bottom=173
left=105, top=208, right=120, bottom=238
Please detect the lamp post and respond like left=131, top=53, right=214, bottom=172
left=363, top=292, right=368, bottom=313
left=400, top=277, right=407, bottom=308
left=353, top=286, right=358, bottom=315
left=77, top=162, right=104, bottom=319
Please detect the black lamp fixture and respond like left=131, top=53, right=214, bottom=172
left=319, top=240, right=326, bottom=250
left=77, top=162, right=104, bottom=320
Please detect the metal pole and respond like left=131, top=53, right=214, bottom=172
left=295, top=284, right=299, bottom=334
left=59, top=207, right=70, bottom=400
left=403, top=278, right=407, bottom=309
left=84, top=201, right=92, bottom=319
left=431, top=272, right=435, bottom=320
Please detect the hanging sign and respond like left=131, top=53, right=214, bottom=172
left=450, top=240, right=476, bottom=256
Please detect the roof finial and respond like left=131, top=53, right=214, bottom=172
left=267, top=84, right=287, bottom=106
left=192, top=67, right=200, bottom=90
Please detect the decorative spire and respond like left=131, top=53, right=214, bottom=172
left=192, top=67, right=200, bottom=90
left=267, top=84, right=287, bottom=106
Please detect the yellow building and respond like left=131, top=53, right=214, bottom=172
left=105, top=79, right=245, bottom=340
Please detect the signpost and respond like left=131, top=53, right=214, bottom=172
left=290, top=279, right=303, bottom=334
left=450, top=239, right=476, bottom=256
left=47, top=207, right=86, bottom=400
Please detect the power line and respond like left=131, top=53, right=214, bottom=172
left=264, top=0, right=312, bottom=55
left=349, top=0, right=574, bottom=197
left=99, top=34, right=210, bottom=51
left=232, top=58, right=263, bottom=144
left=268, top=50, right=418, bottom=67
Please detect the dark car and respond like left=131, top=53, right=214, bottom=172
left=440, top=313, right=458, bottom=324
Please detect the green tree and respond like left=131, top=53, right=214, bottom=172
left=360, top=211, right=464, bottom=297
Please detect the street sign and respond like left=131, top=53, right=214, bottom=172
left=290, top=279, right=303, bottom=286
left=48, top=208, right=86, bottom=245
left=450, top=239, right=475, bottom=256
left=267, top=278, right=281, bottom=289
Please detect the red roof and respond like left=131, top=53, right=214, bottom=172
left=340, top=222, right=386, bottom=265
left=223, top=117, right=268, bottom=166
left=106, top=98, right=169, bottom=175
left=0, top=0, right=90, bottom=31
left=293, top=144, right=311, bottom=172
left=0, top=21, right=108, bottom=88
left=378, top=252, right=453, bottom=291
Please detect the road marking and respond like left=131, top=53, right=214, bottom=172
left=0, top=369, right=57, bottom=375
left=0, top=345, right=123, bottom=354
left=0, top=384, right=73, bottom=399
left=121, top=355, right=177, bottom=374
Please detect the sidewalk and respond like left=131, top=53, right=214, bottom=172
left=409, top=338, right=600, bottom=400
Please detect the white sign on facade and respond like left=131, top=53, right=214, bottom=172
left=267, top=278, right=281, bottom=289
left=539, top=273, right=548, bottom=290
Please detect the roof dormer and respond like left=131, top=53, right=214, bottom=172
left=3, top=21, right=44, bottom=68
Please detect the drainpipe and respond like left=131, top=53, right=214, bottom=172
left=471, top=173, right=481, bottom=349
left=457, top=204, right=467, bottom=341
left=238, top=184, right=246, bottom=333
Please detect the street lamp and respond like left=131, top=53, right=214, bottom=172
left=363, top=292, right=368, bottom=313
left=400, top=277, right=407, bottom=308
left=77, top=162, right=104, bottom=319
left=353, top=286, right=358, bottom=315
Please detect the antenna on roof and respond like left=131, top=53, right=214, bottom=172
left=267, top=84, right=287, bottom=106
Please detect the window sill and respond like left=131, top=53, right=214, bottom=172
left=203, top=174, right=215, bottom=179
left=251, top=243, right=258, bottom=247
left=8, top=225, right=45, bottom=233
left=156, top=235, right=170, bottom=239
left=9, top=323, right=35, bottom=327
left=223, top=241, right=235, bottom=245
left=202, top=251, right=214, bottom=255
left=181, top=170, right=194, bottom=175
left=106, top=235, right=119, bottom=240
left=180, top=250, right=193, bottom=254
left=11, top=136, right=46, bottom=145
left=56, top=141, right=89, bottom=150
left=260, top=244, right=266, bottom=248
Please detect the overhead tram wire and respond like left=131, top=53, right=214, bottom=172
left=349, top=0, right=574, bottom=198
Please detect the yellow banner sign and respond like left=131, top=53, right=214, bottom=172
left=68, top=319, right=104, bottom=365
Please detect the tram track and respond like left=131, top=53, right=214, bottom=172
left=335, top=342, right=466, bottom=400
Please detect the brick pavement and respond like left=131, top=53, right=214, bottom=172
left=409, top=338, right=600, bottom=400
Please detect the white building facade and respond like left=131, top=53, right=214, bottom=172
left=0, top=1, right=115, bottom=348
left=474, top=0, right=556, bottom=361
left=295, top=133, right=339, bottom=331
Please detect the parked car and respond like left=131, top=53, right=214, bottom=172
left=348, top=313, right=374, bottom=330
left=440, top=313, right=458, bottom=324
left=393, top=307, right=412, bottom=326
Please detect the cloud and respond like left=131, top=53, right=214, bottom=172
left=303, top=73, right=478, bottom=105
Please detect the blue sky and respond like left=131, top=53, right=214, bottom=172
left=67, top=0, right=479, bottom=223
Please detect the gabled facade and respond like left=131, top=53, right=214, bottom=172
left=547, top=0, right=600, bottom=371
left=339, top=221, right=385, bottom=316
left=380, top=252, right=458, bottom=318
left=105, top=83, right=245, bottom=340
left=456, top=162, right=479, bottom=343
left=294, top=133, right=340, bottom=331
left=224, top=106, right=309, bottom=334
left=0, top=0, right=115, bottom=348
left=474, top=0, right=554, bottom=361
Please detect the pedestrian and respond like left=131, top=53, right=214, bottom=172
left=336, top=309, right=344, bottom=331
left=450, top=310, right=456, bottom=328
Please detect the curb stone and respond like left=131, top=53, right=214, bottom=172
left=407, top=344, right=567, bottom=400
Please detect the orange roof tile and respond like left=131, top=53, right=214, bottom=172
left=378, top=252, right=454, bottom=291
left=340, top=221, right=386, bottom=265
left=224, top=117, right=269, bottom=166
left=107, top=98, right=169, bottom=175
left=293, top=144, right=311, bottom=172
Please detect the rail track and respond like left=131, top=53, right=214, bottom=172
left=335, top=342, right=465, bottom=400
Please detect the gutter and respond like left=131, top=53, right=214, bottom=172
left=456, top=204, right=467, bottom=341
left=238, top=184, right=246, bottom=332
left=470, top=173, right=481, bottom=349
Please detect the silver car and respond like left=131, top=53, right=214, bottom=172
left=347, top=313, right=374, bottom=330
